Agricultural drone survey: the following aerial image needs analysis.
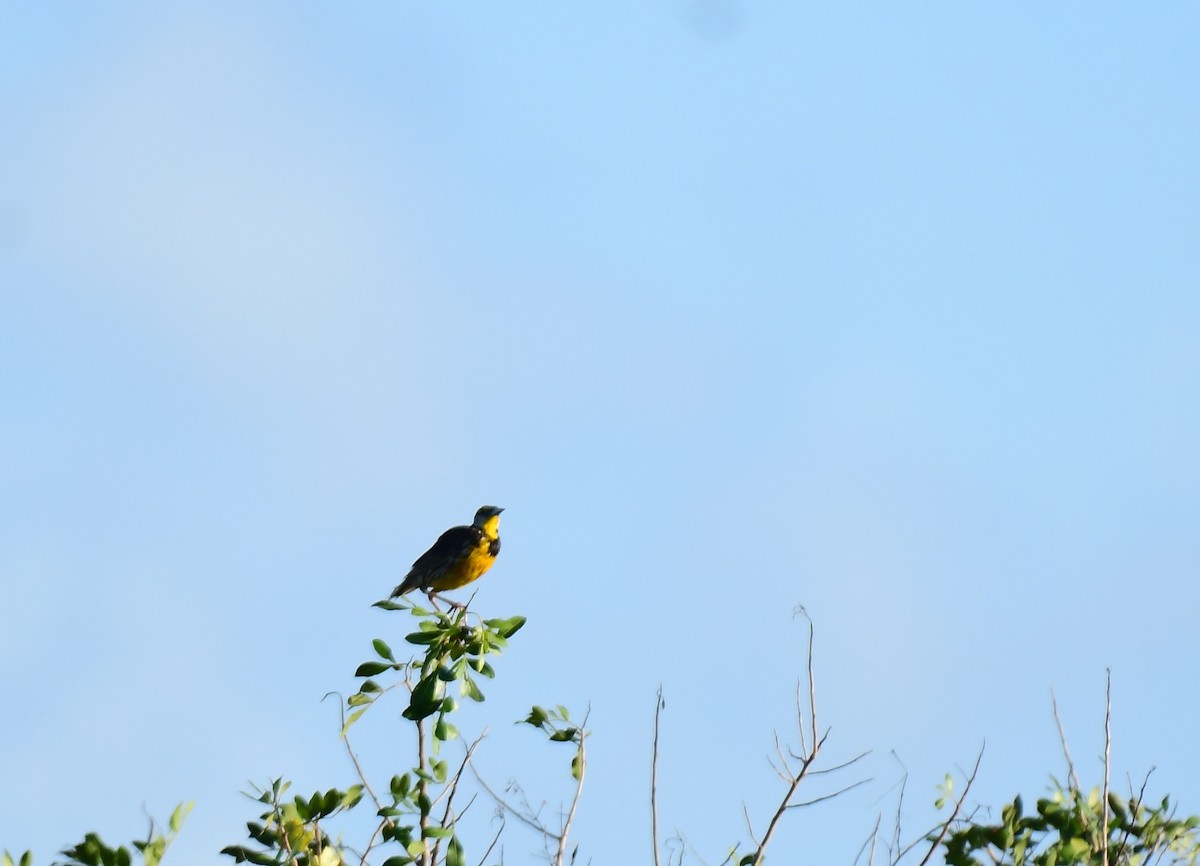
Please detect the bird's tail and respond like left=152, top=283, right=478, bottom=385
left=390, top=574, right=418, bottom=598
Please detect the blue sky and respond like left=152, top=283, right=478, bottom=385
left=3, top=3, right=1199, bottom=865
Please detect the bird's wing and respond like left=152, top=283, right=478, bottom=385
left=393, top=525, right=479, bottom=595
left=412, top=525, right=478, bottom=571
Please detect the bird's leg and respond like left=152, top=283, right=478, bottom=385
left=422, top=590, right=444, bottom=613
left=428, top=591, right=466, bottom=612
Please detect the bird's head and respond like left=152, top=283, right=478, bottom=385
left=473, top=505, right=504, bottom=536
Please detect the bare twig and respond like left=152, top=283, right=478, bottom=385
left=914, top=745, right=984, bottom=866
left=1051, top=689, right=1082, bottom=792
left=742, top=803, right=758, bottom=846
left=889, top=759, right=908, bottom=864
left=430, top=734, right=488, bottom=865
left=772, top=731, right=794, bottom=780
left=474, top=812, right=506, bottom=866
left=470, top=770, right=556, bottom=839
left=747, top=620, right=822, bottom=866
left=652, top=687, right=664, bottom=866
left=672, top=830, right=713, bottom=866
left=1102, top=669, right=1112, bottom=866
left=328, top=693, right=385, bottom=794
left=417, top=717, right=431, bottom=866
left=554, top=709, right=590, bottom=866
left=329, top=698, right=396, bottom=866
left=853, top=814, right=882, bottom=866
left=795, top=678, right=809, bottom=756
left=787, top=775, right=873, bottom=808
left=808, top=749, right=873, bottom=776
left=435, top=732, right=488, bottom=816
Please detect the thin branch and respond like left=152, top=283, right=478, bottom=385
left=333, top=703, right=385, bottom=814
left=1051, top=689, right=1082, bottom=792
left=742, top=803, right=758, bottom=846
left=475, top=814, right=506, bottom=866
left=436, top=732, right=488, bottom=817
left=471, top=769, right=556, bottom=839
left=805, top=619, right=818, bottom=752
left=327, top=693, right=397, bottom=866
left=773, top=731, right=795, bottom=779
left=430, top=734, right=487, bottom=866
left=1102, top=669, right=1112, bottom=866
left=795, top=678, right=809, bottom=756
left=652, top=687, right=664, bottom=866
left=891, top=819, right=957, bottom=865
left=853, top=814, right=882, bottom=866
left=416, top=717, right=431, bottom=866
left=807, top=749, right=873, bottom=776
left=889, top=761, right=907, bottom=864
left=555, top=709, right=590, bottom=866
left=673, top=830, right=713, bottom=866
left=914, top=745, right=984, bottom=866
left=786, top=775, right=873, bottom=809
left=748, top=620, right=820, bottom=866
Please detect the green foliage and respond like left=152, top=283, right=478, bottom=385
left=220, top=779, right=361, bottom=866
left=940, top=782, right=1200, bottom=866
left=14, top=594, right=1200, bottom=866
left=521, top=704, right=586, bottom=781
left=3, top=852, right=33, bottom=866
left=52, top=803, right=191, bottom=866
left=220, top=599, right=534, bottom=866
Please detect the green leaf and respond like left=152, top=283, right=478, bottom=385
left=342, top=785, right=364, bottom=809
left=550, top=727, right=579, bottom=742
left=405, top=631, right=442, bottom=646
left=557, top=705, right=571, bottom=720
left=390, top=774, right=411, bottom=798
left=373, top=639, right=395, bottom=661
left=422, top=827, right=454, bottom=839
left=380, top=857, right=413, bottom=866
left=403, top=675, right=445, bottom=721
left=341, top=707, right=368, bottom=735
left=1061, top=838, right=1089, bottom=860
left=461, top=676, right=485, bottom=702
left=406, top=839, right=426, bottom=858
left=523, top=706, right=550, bottom=728
left=169, top=801, right=193, bottom=834
left=221, top=845, right=279, bottom=865
left=571, top=753, right=583, bottom=781
left=1108, top=791, right=1127, bottom=825
left=355, top=661, right=392, bottom=677
left=484, top=616, right=527, bottom=638
left=372, top=599, right=406, bottom=610
left=446, top=836, right=466, bottom=866
left=435, top=718, right=459, bottom=742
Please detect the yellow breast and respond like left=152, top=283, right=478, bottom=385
left=432, top=537, right=498, bottom=590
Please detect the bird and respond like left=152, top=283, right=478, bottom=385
left=391, top=505, right=504, bottom=608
